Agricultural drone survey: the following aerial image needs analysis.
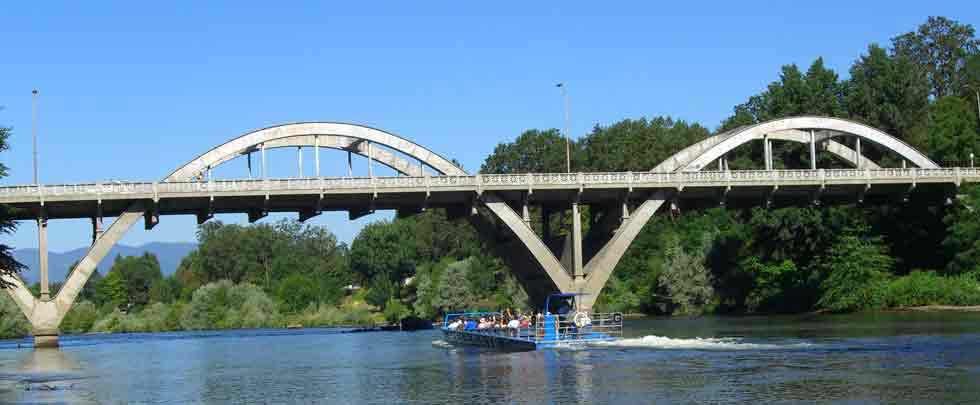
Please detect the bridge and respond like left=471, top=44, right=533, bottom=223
left=1, top=116, right=975, bottom=348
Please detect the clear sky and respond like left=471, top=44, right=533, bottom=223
left=1, top=1, right=977, bottom=253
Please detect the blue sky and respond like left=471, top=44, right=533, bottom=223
left=1, top=1, right=977, bottom=255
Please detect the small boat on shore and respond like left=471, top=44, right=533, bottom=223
left=440, top=293, right=623, bottom=351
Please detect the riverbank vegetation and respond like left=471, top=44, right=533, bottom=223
left=1, top=16, right=980, bottom=339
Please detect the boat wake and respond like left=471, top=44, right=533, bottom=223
left=589, top=335, right=813, bottom=351
left=431, top=339, right=455, bottom=349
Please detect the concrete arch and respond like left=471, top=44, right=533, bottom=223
left=168, top=122, right=466, bottom=180
left=682, top=116, right=939, bottom=171
left=7, top=122, right=472, bottom=342
left=578, top=116, right=935, bottom=309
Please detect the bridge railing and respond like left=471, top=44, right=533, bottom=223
left=1, top=168, right=978, bottom=201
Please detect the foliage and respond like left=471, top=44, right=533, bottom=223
left=0, top=292, right=29, bottom=338
left=658, top=235, right=715, bottom=316
left=925, top=96, right=980, bottom=163
left=480, top=129, right=577, bottom=173
left=892, top=16, right=980, bottom=98
left=350, top=219, right=417, bottom=285
left=61, top=301, right=99, bottom=333
left=884, top=270, right=980, bottom=307
left=944, top=185, right=980, bottom=275
left=181, top=280, right=282, bottom=330
left=0, top=120, right=24, bottom=287
left=815, top=231, right=894, bottom=312
left=845, top=44, right=930, bottom=150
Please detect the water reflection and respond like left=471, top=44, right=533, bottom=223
left=0, top=348, right=96, bottom=404
left=0, top=314, right=977, bottom=403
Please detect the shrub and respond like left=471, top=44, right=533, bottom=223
left=0, top=293, right=29, bottom=338
left=884, top=270, right=980, bottom=307
left=61, top=301, right=99, bottom=334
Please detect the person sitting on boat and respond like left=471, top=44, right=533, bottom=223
left=464, top=318, right=477, bottom=331
left=478, top=318, right=492, bottom=330
left=447, top=318, right=463, bottom=330
left=507, top=317, right=520, bottom=337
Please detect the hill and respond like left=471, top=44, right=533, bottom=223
left=12, top=242, right=197, bottom=284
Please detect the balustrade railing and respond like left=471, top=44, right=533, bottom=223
left=1, top=168, right=977, bottom=201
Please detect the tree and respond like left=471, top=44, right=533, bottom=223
left=0, top=120, right=24, bottom=287
left=815, top=231, right=893, bottom=312
left=892, top=16, right=980, bottom=99
left=845, top=44, right=931, bottom=150
left=480, top=129, right=578, bottom=173
left=925, top=96, right=980, bottom=163
left=658, top=235, right=714, bottom=315
left=944, top=185, right=980, bottom=275
left=277, top=273, right=320, bottom=313
left=580, top=117, right=709, bottom=171
left=110, top=253, right=163, bottom=308
left=350, top=220, right=417, bottom=285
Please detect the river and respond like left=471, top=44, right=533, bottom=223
left=1, top=311, right=979, bottom=403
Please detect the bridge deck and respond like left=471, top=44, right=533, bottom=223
left=0, top=168, right=971, bottom=220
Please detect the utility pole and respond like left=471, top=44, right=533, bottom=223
left=556, top=83, right=570, bottom=173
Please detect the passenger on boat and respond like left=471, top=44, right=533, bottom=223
left=447, top=319, right=462, bottom=330
left=464, top=318, right=477, bottom=330
left=507, top=317, right=520, bottom=337
left=478, top=318, right=492, bottom=330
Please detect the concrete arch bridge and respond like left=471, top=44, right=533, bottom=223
left=0, top=116, right=976, bottom=347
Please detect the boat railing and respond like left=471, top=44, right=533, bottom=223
left=442, top=311, right=623, bottom=343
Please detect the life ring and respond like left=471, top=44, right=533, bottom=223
left=612, top=313, right=623, bottom=323
left=573, top=312, right=592, bottom=328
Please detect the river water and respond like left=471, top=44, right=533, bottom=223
left=1, top=312, right=979, bottom=404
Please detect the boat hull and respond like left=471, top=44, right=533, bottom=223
left=441, top=329, right=538, bottom=351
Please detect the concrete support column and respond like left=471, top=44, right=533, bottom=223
left=855, top=137, right=862, bottom=169
left=542, top=208, right=551, bottom=241
left=764, top=135, right=773, bottom=170
left=314, top=136, right=320, bottom=177
left=297, top=146, right=303, bottom=177
left=521, top=194, right=530, bottom=224
left=621, top=199, right=630, bottom=221
left=38, top=211, right=49, bottom=301
left=367, top=142, right=373, bottom=179
left=91, top=203, right=104, bottom=245
left=347, top=151, right=353, bottom=177
left=571, top=200, right=584, bottom=281
left=809, top=130, right=817, bottom=170
left=260, top=143, right=267, bottom=179
left=91, top=217, right=103, bottom=245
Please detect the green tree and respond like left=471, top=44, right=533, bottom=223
left=892, top=16, right=980, bottom=99
left=944, top=185, right=980, bottom=274
left=277, top=273, right=320, bottom=313
left=580, top=117, right=709, bottom=171
left=845, top=44, right=931, bottom=150
left=96, top=269, right=128, bottom=309
left=0, top=119, right=24, bottom=286
left=658, top=235, right=715, bottom=315
left=924, top=96, right=980, bottom=163
left=350, top=220, right=417, bottom=285
left=815, top=231, right=893, bottom=312
left=480, top=129, right=578, bottom=173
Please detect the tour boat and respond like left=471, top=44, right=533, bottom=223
left=440, top=293, right=623, bottom=351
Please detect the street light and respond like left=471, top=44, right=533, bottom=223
left=556, top=83, right=570, bottom=173
left=32, top=89, right=38, bottom=185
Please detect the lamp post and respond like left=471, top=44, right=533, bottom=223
left=32, top=89, right=38, bottom=185
left=556, top=83, right=570, bottom=173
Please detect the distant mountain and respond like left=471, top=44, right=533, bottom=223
left=12, top=242, right=198, bottom=284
